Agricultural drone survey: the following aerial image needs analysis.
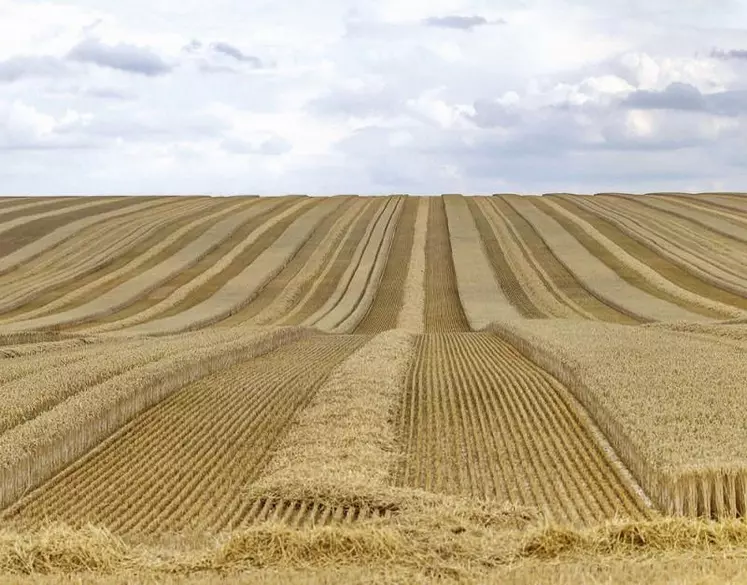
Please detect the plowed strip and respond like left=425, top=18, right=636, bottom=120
left=278, top=200, right=383, bottom=326
left=220, top=196, right=358, bottom=325
left=467, top=198, right=545, bottom=319
left=424, top=197, right=470, bottom=332
left=397, top=333, right=650, bottom=525
left=551, top=196, right=747, bottom=313
left=86, top=198, right=297, bottom=326
left=533, top=198, right=728, bottom=319
left=0, top=197, right=145, bottom=256
left=355, top=197, right=419, bottom=333
left=495, top=197, right=637, bottom=324
left=6, top=335, right=367, bottom=534
left=0, top=199, right=207, bottom=315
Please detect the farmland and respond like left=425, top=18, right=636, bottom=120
left=1, top=193, right=747, bottom=583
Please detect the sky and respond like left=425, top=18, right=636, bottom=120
left=2, top=0, right=747, bottom=195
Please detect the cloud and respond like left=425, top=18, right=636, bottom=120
left=210, top=42, right=262, bottom=66
left=221, top=135, right=292, bottom=156
left=711, top=48, right=747, bottom=60
left=623, top=82, right=706, bottom=110
left=68, top=38, right=173, bottom=76
left=622, top=82, right=747, bottom=116
left=0, top=100, right=94, bottom=150
left=0, top=56, right=67, bottom=83
left=422, top=15, right=503, bottom=31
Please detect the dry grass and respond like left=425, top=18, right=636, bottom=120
left=4, top=335, right=365, bottom=534
left=328, top=198, right=403, bottom=333
left=123, top=199, right=339, bottom=335
left=6, top=516, right=747, bottom=583
left=254, top=329, right=415, bottom=491
left=92, top=198, right=321, bottom=334
left=633, top=194, right=747, bottom=245
left=5, top=193, right=747, bottom=583
left=0, top=199, right=209, bottom=316
left=276, top=198, right=384, bottom=326
left=489, top=318, right=747, bottom=516
left=539, top=198, right=744, bottom=319
left=583, top=196, right=747, bottom=298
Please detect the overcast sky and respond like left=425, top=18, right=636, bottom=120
left=2, top=0, right=747, bottom=195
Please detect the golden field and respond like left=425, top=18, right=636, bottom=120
left=1, top=193, right=747, bottom=583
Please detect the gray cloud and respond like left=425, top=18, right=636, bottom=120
left=210, top=42, right=262, bottom=67
left=68, top=38, right=172, bottom=76
left=422, top=15, right=504, bottom=30
left=711, top=48, right=747, bottom=60
left=83, top=87, right=136, bottom=100
left=624, top=82, right=707, bottom=110
left=470, top=98, right=523, bottom=128
left=307, top=87, right=403, bottom=118
left=0, top=56, right=67, bottom=82
left=623, top=82, right=747, bottom=116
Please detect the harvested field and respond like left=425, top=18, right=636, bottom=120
left=5, top=335, right=366, bottom=534
left=1, top=193, right=747, bottom=583
left=397, top=333, right=650, bottom=525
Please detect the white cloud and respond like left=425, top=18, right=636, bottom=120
left=1, top=0, right=747, bottom=193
